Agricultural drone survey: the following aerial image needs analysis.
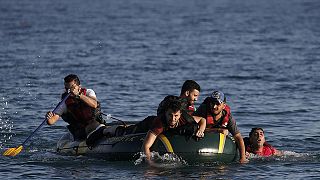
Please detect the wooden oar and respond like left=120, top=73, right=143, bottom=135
left=3, top=93, right=70, bottom=156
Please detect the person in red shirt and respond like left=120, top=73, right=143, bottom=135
left=244, top=128, right=282, bottom=157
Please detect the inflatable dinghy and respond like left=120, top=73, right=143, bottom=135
left=56, top=128, right=239, bottom=163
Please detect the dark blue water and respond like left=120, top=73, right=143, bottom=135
left=1, top=0, right=320, bottom=179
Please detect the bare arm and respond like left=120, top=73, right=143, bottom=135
left=142, top=131, right=157, bottom=161
left=78, top=94, right=98, bottom=108
left=70, top=87, right=98, bottom=108
left=192, top=116, right=206, bottom=137
left=234, top=132, right=249, bottom=164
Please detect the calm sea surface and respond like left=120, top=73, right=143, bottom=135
left=0, top=0, right=320, bottom=179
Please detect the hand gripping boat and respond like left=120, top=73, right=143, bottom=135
left=56, top=127, right=239, bottom=163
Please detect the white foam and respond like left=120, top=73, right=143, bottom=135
left=134, top=151, right=187, bottom=167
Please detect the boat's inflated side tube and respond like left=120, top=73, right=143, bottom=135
left=56, top=129, right=239, bottom=163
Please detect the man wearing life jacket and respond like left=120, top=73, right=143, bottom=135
left=143, top=99, right=206, bottom=165
left=193, top=90, right=248, bottom=164
left=244, top=128, right=282, bottom=157
left=45, top=74, right=106, bottom=147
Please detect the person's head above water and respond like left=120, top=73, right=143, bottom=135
left=249, top=127, right=265, bottom=148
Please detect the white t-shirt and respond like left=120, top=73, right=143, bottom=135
left=54, top=88, right=96, bottom=116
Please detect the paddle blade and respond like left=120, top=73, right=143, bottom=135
left=3, top=146, right=23, bottom=156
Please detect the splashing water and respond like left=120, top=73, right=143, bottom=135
left=0, top=98, right=15, bottom=149
left=134, top=151, right=187, bottom=167
left=247, top=150, right=317, bottom=163
left=282, top=151, right=309, bottom=157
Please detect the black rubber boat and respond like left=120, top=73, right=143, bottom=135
left=56, top=125, right=239, bottom=163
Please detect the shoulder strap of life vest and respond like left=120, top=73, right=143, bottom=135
left=221, top=105, right=230, bottom=127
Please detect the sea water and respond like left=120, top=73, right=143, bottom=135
left=0, top=0, right=319, bottom=179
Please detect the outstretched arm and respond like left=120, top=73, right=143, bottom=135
left=142, top=131, right=157, bottom=162
left=234, top=133, right=249, bottom=164
left=192, top=116, right=206, bottom=137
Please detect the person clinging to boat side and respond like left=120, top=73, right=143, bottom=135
left=193, top=90, right=248, bottom=163
left=45, top=74, right=107, bottom=147
left=143, top=99, right=206, bottom=164
left=244, top=127, right=282, bottom=157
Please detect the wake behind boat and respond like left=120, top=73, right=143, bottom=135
left=56, top=123, right=239, bottom=163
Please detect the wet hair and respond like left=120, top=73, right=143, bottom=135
left=165, top=99, right=182, bottom=113
left=64, top=74, right=80, bottom=85
left=249, top=127, right=264, bottom=137
left=180, top=80, right=201, bottom=95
